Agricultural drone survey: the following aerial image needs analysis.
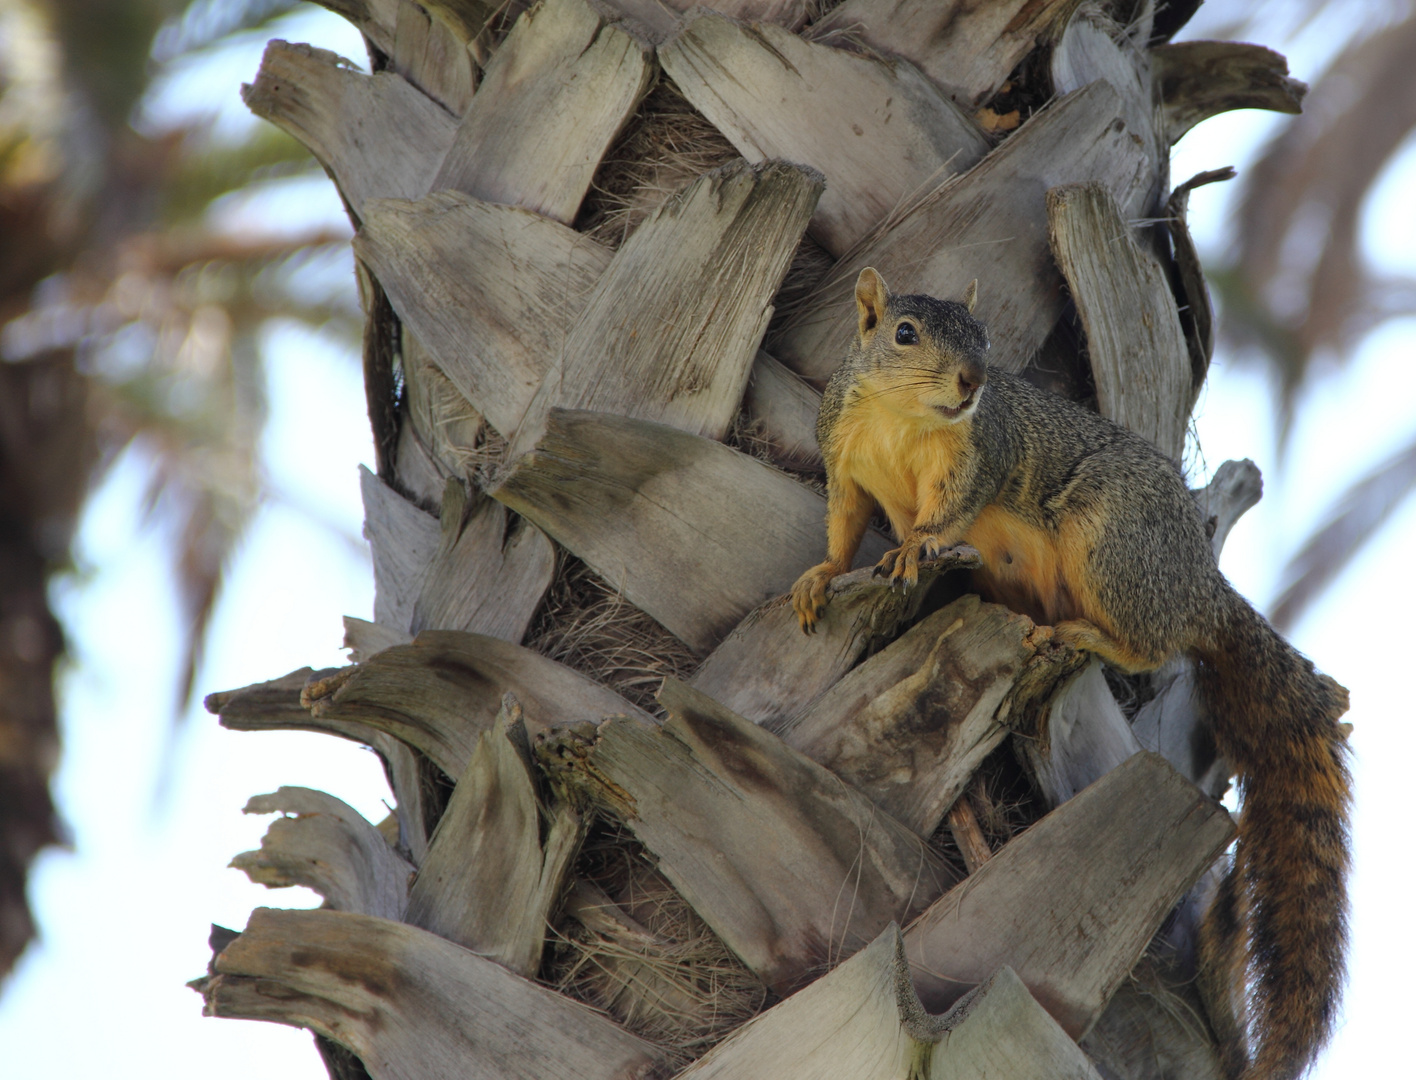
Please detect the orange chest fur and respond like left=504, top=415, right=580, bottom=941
left=831, top=401, right=1093, bottom=626
left=831, top=404, right=969, bottom=537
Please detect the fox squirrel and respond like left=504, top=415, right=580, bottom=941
left=791, top=268, right=1351, bottom=1080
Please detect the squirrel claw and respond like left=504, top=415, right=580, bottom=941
left=791, top=562, right=840, bottom=634
left=874, top=547, right=901, bottom=577
left=801, top=606, right=822, bottom=635
left=874, top=546, right=921, bottom=591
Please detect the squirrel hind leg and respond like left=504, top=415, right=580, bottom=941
left=1051, top=618, right=1162, bottom=675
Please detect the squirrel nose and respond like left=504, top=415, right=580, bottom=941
left=958, top=362, right=986, bottom=396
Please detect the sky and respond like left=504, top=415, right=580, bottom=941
left=1, top=4, right=1413, bottom=1078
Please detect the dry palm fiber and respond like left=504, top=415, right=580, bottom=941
left=575, top=77, right=739, bottom=249
left=523, top=554, right=698, bottom=716
left=547, top=825, right=768, bottom=1069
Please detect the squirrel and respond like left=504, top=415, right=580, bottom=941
left=791, top=267, right=1351, bottom=1080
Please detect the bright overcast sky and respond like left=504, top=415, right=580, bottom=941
left=1, top=4, right=1412, bottom=1078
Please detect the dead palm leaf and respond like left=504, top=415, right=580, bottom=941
left=194, top=3, right=1338, bottom=1078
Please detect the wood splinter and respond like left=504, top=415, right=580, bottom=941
left=946, top=792, right=993, bottom=874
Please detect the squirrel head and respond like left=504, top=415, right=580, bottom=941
left=849, top=267, right=990, bottom=425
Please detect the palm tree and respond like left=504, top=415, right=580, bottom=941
left=193, top=1, right=1327, bottom=1077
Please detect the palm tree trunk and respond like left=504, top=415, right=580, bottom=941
left=196, top=1, right=1311, bottom=1076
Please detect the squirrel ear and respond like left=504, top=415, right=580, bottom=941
left=856, top=267, right=889, bottom=338
left=963, top=279, right=979, bottom=314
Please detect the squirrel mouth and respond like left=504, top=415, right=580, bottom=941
left=935, top=391, right=978, bottom=419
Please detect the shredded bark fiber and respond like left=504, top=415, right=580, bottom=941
left=763, top=233, right=836, bottom=350
left=522, top=553, right=699, bottom=716
left=546, top=824, right=768, bottom=1070
left=926, top=741, right=1045, bottom=879
left=575, top=77, right=740, bottom=250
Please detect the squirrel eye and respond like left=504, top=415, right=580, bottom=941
left=894, top=322, right=918, bottom=346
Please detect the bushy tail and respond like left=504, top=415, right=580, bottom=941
left=1194, top=585, right=1351, bottom=1080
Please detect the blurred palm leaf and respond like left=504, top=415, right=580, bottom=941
left=0, top=0, right=358, bottom=981
left=152, top=0, right=300, bottom=60
left=164, top=125, right=322, bottom=223
left=1211, top=0, right=1416, bottom=625
left=1271, top=436, right=1416, bottom=629
left=1229, top=4, right=1416, bottom=415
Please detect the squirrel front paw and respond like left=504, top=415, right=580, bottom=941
left=872, top=533, right=949, bottom=590
left=791, top=562, right=839, bottom=634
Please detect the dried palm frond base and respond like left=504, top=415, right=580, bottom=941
left=725, top=411, right=827, bottom=492
left=542, top=732, right=1053, bottom=1067
left=548, top=825, right=768, bottom=1071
